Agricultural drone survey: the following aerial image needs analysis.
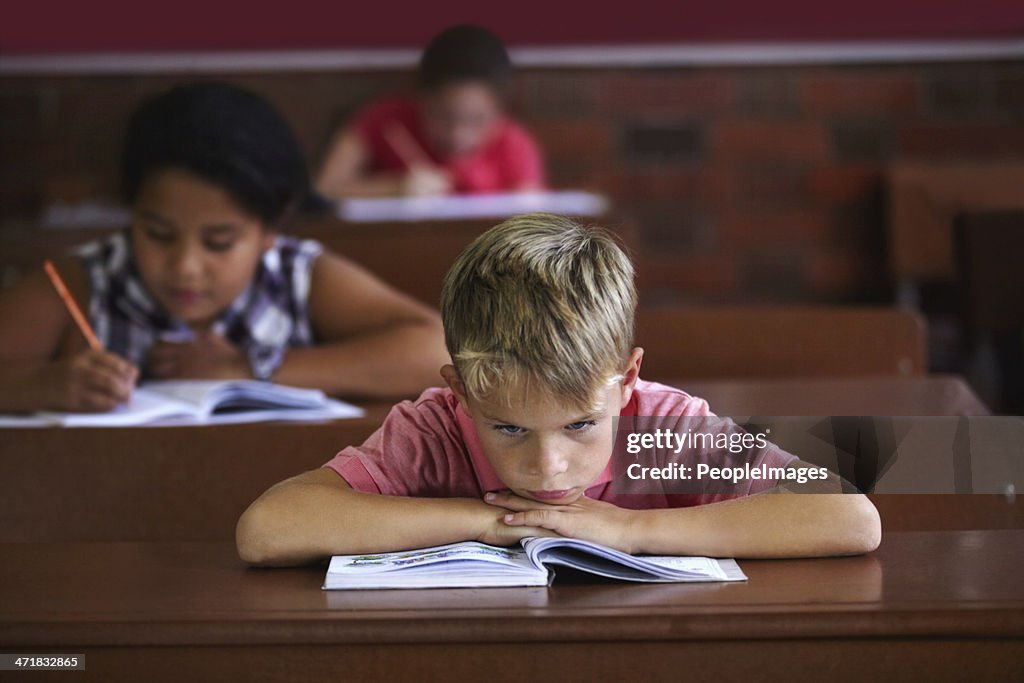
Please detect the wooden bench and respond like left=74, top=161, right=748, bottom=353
left=636, top=305, right=927, bottom=381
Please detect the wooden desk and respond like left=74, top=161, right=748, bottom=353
left=0, top=405, right=391, bottom=543
left=0, top=376, right=1002, bottom=543
left=295, top=218, right=502, bottom=307
left=0, top=219, right=492, bottom=307
left=637, top=306, right=927, bottom=379
left=887, top=161, right=1024, bottom=283
left=0, top=531, right=1021, bottom=681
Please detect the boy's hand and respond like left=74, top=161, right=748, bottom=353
left=44, top=350, right=138, bottom=412
left=147, top=331, right=249, bottom=380
left=476, top=499, right=558, bottom=547
left=485, top=491, right=638, bottom=554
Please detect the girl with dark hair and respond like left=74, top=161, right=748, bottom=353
left=317, top=25, right=545, bottom=198
left=0, top=82, right=448, bottom=413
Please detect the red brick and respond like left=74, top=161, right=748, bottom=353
left=800, top=72, right=920, bottom=116
left=711, top=121, right=830, bottom=163
left=734, top=164, right=810, bottom=205
left=244, top=72, right=403, bottom=154
left=604, top=168, right=737, bottom=204
left=532, top=119, right=614, bottom=160
left=805, top=251, right=868, bottom=295
left=716, top=208, right=832, bottom=247
left=545, top=161, right=607, bottom=190
left=599, top=72, right=735, bottom=116
left=897, top=124, right=1024, bottom=157
left=516, top=70, right=600, bottom=119
left=922, top=72, right=993, bottom=119
left=808, top=166, right=883, bottom=203
left=51, top=77, right=158, bottom=137
left=736, top=72, right=800, bottom=117
left=740, top=246, right=810, bottom=300
left=993, top=74, right=1024, bottom=121
left=637, top=253, right=740, bottom=295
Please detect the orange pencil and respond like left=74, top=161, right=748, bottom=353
left=43, top=260, right=102, bottom=351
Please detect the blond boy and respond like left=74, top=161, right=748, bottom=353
left=237, top=214, right=880, bottom=565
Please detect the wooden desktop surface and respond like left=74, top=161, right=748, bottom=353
left=0, top=530, right=1021, bottom=681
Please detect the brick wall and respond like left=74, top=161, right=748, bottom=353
left=2, top=60, right=1023, bottom=304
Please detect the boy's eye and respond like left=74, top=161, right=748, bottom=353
left=566, top=420, right=597, bottom=431
left=494, top=424, right=524, bottom=435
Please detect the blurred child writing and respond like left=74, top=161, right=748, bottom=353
left=0, top=82, right=448, bottom=413
left=317, top=25, right=545, bottom=199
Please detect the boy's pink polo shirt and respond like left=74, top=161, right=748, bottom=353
left=323, top=380, right=797, bottom=508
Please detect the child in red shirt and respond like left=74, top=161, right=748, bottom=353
left=316, top=25, right=545, bottom=198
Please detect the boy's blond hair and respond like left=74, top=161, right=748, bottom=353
left=441, top=212, right=636, bottom=409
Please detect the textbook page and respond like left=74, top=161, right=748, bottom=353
left=324, top=542, right=549, bottom=589
left=323, top=539, right=746, bottom=589
left=337, top=191, right=608, bottom=222
left=522, top=537, right=747, bottom=583
left=141, top=380, right=331, bottom=412
left=8, top=380, right=364, bottom=427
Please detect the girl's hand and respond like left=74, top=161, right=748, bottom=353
left=147, top=331, right=249, bottom=380
left=43, top=350, right=138, bottom=412
left=402, top=164, right=452, bottom=197
left=484, top=490, right=639, bottom=553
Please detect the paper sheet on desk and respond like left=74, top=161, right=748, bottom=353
left=337, top=191, right=608, bottom=222
left=0, top=380, right=365, bottom=427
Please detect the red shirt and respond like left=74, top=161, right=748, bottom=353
left=352, top=96, right=545, bottom=194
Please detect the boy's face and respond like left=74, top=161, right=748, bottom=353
left=443, top=350, right=642, bottom=505
left=130, top=168, right=275, bottom=328
left=420, top=82, right=502, bottom=158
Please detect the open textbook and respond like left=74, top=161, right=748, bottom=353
left=323, top=538, right=747, bottom=589
left=0, top=380, right=363, bottom=427
left=337, top=191, right=608, bottom=222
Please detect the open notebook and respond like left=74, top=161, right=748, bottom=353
left=324, top=538, right=746, bottom=589
left=0, top=380, right=363, bottom=427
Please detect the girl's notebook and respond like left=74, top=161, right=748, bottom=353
left=10, top=380, right=364, bottom=427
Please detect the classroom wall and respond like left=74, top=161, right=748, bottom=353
left=2, top=2, right=1022, bottom=53
left=2, top=58, right=1024, bottom=303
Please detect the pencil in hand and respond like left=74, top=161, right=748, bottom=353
left=383, top=122, right=434, bottom=169
left=43, top=259, right=103, bottom=352
left=383, top=123, right=453, bottom=196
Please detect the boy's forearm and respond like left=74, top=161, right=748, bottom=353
left=629, top=492, right=881, bottom=559
left=237, top=477, right=499, bottom=566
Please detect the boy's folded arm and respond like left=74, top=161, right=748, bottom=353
left=235, top=468, right=535, bottom=566
left=630, top=462, right=881, bottom=559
